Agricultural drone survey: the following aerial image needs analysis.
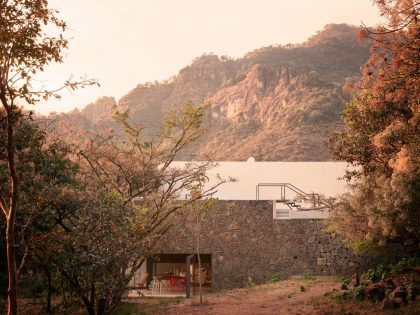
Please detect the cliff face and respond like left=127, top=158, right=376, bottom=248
left=54, top=24, right=371, bottom=161
left=80, top=96, right=116, bottom=124
left=51, top=96, right=117, bottom=131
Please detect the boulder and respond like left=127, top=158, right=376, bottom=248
left=393, top=297, right=404, bottom=307
left=407, top=283, right=420, bottom=300
left=365, top=283, right=385, bottom=301
left=378, top=279, right=396, bottom=296
left=382, top=278, right=395, bottom=290
left=391, top=286, right=408, bottom=301
left=380, top=297, right=404, bottom=310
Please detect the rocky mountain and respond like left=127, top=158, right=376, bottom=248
left=54, top=24, right=371, bottom=161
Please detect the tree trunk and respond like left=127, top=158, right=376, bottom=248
left=198, top=250, right=202, bottom=305
left=97, top=297, right=106, bottom=315
left=86, top=304, right=96, bottom=315
left=196, top=213, right=203, bottom=305
left=82, top=297, right=96, bottom=315
left=44, top=266, right=53, bottom=313
left=5, top=113, right=19, bottom=315
left=90, top=283, right=95, bottom=310
left=6, top=217, right=17, bottom=315
left=60, top=280, right=67, bottom=308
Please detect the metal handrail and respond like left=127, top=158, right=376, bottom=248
left=256, top=183, right=309, bottom=200
left=256, top=183, right=327, bottom=211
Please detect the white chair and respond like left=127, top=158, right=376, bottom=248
left=151, top=277, right=160, bottom=295
left=160, top=280, right=168, bottom=293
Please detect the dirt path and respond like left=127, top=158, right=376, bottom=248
left=165, top=276, right=339, bottom=315
left=128, top=276, right=419, bottom=315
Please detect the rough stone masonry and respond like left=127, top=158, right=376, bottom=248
left=153, top=200, right=387, bottom=289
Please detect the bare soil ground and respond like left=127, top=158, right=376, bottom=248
left=10, top=276, right=420, bottom=314
left=128, top=276, right=419, bottom=315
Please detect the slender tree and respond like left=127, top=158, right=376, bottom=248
left=0, top=1, right=95, bottom=314
left=192, top=198, right=216, bottom=306
left=0, top=117, right=78, bottom=313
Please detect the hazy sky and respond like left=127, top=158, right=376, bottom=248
left=32, top=0, right=382, bottom=114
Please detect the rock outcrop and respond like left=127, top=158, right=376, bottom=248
left=52, top=24, right=372, bottom=161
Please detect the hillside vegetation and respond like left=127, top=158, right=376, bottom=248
left=54, top=24, right=371, bottom=161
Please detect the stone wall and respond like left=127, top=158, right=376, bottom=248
left=153, top=200, right=377, bottom=289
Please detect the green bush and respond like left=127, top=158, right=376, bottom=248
left=18, top=273, right=44, bottom=299
left=341, top=275, right=351, bottom=286
left=270, top=272, right=283, bottom=283
left=406, top=280, right=420, bottom=301
left=361, top=257, right=420, bottom=284
left=364, top=264, right=390, bottom=282
left=390, top=257, right=420, bottom=275
left=354, top=286, right=365, bottom=301
left=301, top=273, right=315, bottom=280
left=324, top=289, right=351, bottom=302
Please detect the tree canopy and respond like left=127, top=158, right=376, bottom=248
left=329, top=0, right=419, bottom=252
left=0, top=1, right=95, bottom=314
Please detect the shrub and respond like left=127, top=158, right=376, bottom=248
left=270, top=272, right=283, bottom=283
left=361, top=258, right=420, bottom=284
left=354, top=286, right=365, bottom=301
left=301, top=273, right=315, bottom=280
left=364, top=264, right=390, bottom=283
left=390, top=257, right=420, bottom=275
left=18, top=273, right=44, bottom=300
left=406, top=280, right=420, bottom=301
left=341, top=275, right=351, bottom=286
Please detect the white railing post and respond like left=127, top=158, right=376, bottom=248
left=272, top=200, right=276, bottom=219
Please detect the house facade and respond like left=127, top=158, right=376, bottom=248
left=151, top=200, right=376, bottom=289
left=130, top=162, right=401, bottom=290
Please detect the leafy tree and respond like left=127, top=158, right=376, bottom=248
left=34, top=102, right=227, bottom=315
left=0, top=116, right=79, bottom=313
left=329, top=0, right=419, bottom=252
left=0, top=1, right=95, bottom=313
